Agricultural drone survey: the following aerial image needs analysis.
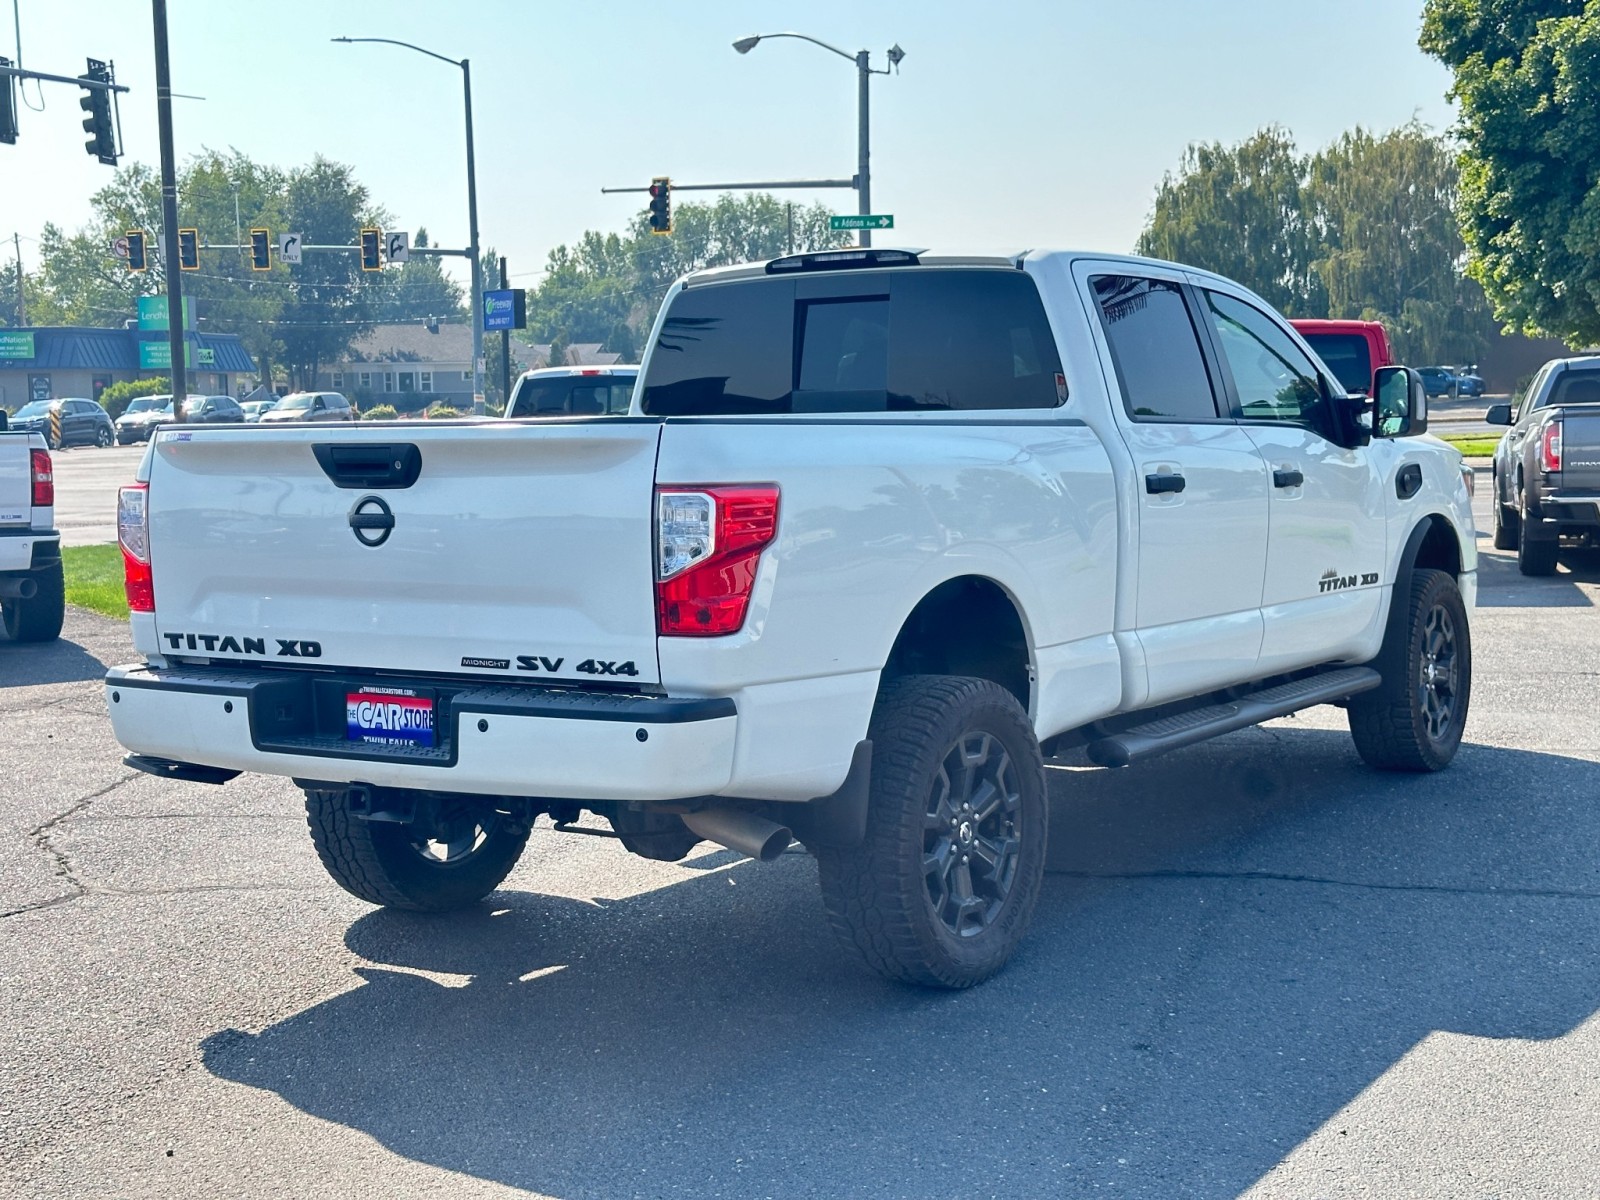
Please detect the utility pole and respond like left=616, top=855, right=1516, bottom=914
left=151, top=0, right=186, bottom=416
left=463, top=58, right=484, bottom=416
left=498, top=255, right=511, bottom=409
left=12, top=233, right=23, bottom=326
left=856, top=50, right=871, bottom=248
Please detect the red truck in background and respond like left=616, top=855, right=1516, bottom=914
left=1291, top=319, right=1394, bottom=397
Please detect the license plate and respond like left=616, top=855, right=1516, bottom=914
left=346, top=687, right=436, bottom=748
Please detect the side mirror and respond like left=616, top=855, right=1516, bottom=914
left=1372, top=366, right=1428, bottom=438
left=1485, top=402, right=1513, bottom=426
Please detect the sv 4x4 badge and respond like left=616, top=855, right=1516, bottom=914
left=459, top=654, right=639, bottom=677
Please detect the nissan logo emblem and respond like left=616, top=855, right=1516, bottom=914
left=349, top=496, right=395, bottom=547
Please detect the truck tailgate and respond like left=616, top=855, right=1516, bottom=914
left=0, top=437, right=30, bottom=525
left=1557, top=410, right=1600, bottom=493
left=146, top=421, right=664, bottom=684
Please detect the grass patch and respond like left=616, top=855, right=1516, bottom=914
left=63, top=544, right=128, bottom=619
left=1435, top=431, right=1501, bottom=458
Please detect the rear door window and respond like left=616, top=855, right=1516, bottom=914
left=641, top=269, right=1065, bottom=415
left=1090, top=275, right=1220, bottom=421
left=508, top=377, right=638, bottom=416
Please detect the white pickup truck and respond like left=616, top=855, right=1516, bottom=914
left=104, top=248, right=1476, bottom=987
left=0, top=420, right=64, bottom=643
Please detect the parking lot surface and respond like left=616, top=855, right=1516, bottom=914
left=2, top=479, right=1598, bottom=1198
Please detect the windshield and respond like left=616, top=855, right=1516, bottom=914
left=275, top=394, right=313, bottom=411
left=125, top=397, right=159, bottom=414
left=14, top=400, right=53, bottom=418
left=1301, top=333, right=1372, bottom=395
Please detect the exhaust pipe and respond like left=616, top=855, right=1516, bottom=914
left=0, top=577, right=38, bottom=600
left=681, top=807, right=793, bottom=863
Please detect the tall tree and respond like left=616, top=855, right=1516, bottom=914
left=1305, top=124, right=1496, bottom=363
left=1421, top=0, right=1600, bottom=344
left=1136, top=127, right=1324, bottom=317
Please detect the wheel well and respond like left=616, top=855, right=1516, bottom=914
left=1412, top=514, right=1462, bottom=578
left=881, top=577, right=1031, bottom=709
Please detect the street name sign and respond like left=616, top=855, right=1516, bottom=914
left=829, top=214, right=894, bottom=231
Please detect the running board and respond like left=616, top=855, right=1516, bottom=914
left=1084, top=667, right=1381, bottom=768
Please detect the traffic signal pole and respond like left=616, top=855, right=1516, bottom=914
left=151, top=0, right=187, bottom=415
left=857, top=50, right=871, bottom=248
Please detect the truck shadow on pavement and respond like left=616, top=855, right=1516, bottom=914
left=201, top=727, right=1600, bottom=1198
left=0, top=632, right=115, bottom=688
left=1474, top=538, right=1600, bottom=607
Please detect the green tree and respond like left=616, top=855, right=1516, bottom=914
left=1136, top=127, right=1325, bottom=317
left=1305, top=124, right=1497, bottom=363
left=1421, top=0, right=1600, bottom=344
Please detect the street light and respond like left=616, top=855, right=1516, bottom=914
left=332, top=36, right=484, bottom=414
left=733, top=32, right=904, bottom=248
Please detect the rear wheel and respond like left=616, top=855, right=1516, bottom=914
left=304, top=789, right=529, bottom=911
left=1516, top=495, right=1558, bottom=576
left=815, top=675, right=1047, bottom=988
left=1348, top=567, right=1470, bottom=771
left=1, top=560, right=65, bottom=643
left=95, top=425, right=113, bottom=447
left=1492, top=472, right=1520, bottom=550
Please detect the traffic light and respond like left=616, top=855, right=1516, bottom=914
left=648, top=177, right=672, bottom=235
left=125, top=230, right=147, bottom=273
left=78, top=58, right=117, bottom=165
left=360, top=228, right=382, bottom=271
left=250, top=228, right=271, bottom=271
left=0, top=58, right=17, bottom=145
left=178, top=228, right=199, bottom=271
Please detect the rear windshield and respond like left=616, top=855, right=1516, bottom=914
left=1301, top=332, right=1372, bottom=395
left=1548, top=369, right=1600, bottom=408
left=508, top=376, right=636, bottom=417
left=641, top=268, right=1065, bottom=415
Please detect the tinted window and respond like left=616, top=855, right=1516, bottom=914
left=641, top=269, right=1064, bottom=415
left=1301, top=332, right=1372, bottom=395
left=1203, top=291, right=1328, bottom=433
left=1091, top=275, right=1219, bottom=421
left=1549, top=369, right=1600, bottom=408
left=508, top=377, right=637, bottom=417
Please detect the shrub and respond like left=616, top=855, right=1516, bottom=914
left=100, top=376, right=170, bottom=420
left=362, top=404, right=399, bottom=421
left=426, top=404, right=461, bottom=419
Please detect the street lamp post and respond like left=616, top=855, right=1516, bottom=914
left=332, top=37, right=484, bottom=414
left=734, top=33, right=903, bottom=247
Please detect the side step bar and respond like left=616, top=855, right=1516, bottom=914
left=1084, top=667, right=1381, bottom=768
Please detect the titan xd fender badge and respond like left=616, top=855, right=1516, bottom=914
left=349, top=495, right=395, bottom=547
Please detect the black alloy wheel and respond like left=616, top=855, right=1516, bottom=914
left=1417, top=601, right=1460, bottom=744
left=923, top=730, right=1023, bottom=938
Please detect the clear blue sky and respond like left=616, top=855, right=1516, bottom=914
left=4, top=0, right=1456, bottom=290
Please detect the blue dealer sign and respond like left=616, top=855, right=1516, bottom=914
left=483, top=289, right=526, bottom=331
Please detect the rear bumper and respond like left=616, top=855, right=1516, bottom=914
left=1525, top=491, right=1600, bottom=538
left=0, top=528, right=60, bottom=575
left=105, top=663, right=737, bottom=802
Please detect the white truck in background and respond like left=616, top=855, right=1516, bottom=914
left=0, top=418, right=64, bottom=643
left=104, top=248, right=1476, bottom=987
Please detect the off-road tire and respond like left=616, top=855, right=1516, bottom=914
left=2, top=559, right=65, bottom=643
left=1348, top=567, right=1471, bottom=772
left=815, top=675, right=1047, bottom=989
left=304, top=788, right=529, bottom=912
left=1516, top=497, right=1558, bottom=576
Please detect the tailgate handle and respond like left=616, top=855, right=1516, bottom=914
left=314, top=443, right=422, bottom=489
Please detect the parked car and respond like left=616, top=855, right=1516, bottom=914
left=1290, top=319, right=1394, bottom=397
left=504, top=366, right=639, bottom=417
left=0, top=425, right=62, bottom=641
left=7, top=397, right=115, bottom=449
left=186, top=395, right=246, bottom=426
left=114, top=394, right=236, bottom=443
left=1486, top=354, right=1600, bottom=574
left=241, top=399, right=277, bottom=423
left=105, top=247, right=1473, bottom=989
left=1453, top=368, right=1486, bottom=397
left=1417, top=366, right=1461, bottom=397
left=257, top=391, right=357, bottom=422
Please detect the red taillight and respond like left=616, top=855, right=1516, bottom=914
left=1542, top=421, right=1563, bottom=473
left=30, top=449, right=53, bottom=507
left=118, top=483, right=153, bottom=613
left=655, top=485, right=780, bottom=636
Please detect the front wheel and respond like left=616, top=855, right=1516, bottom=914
left=304, top=789, right=530, bottom=911
left=95, top=425, right=113, bottom=447
left=1348, top=568, right=1471, bottom=771
left=815, top=675, right=1048, bottom=988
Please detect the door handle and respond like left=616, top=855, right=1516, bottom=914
left=1145, top=472, right=1186, bottom=495
left=1273, top=469, right=1304, bottom=489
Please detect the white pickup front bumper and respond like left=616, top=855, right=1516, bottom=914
left=105, top=664, right=737, bottom=802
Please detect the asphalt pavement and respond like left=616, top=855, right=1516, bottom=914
left=2, top=479, right=1598, bottom=1198
left=46, top=442, right=144, bottom=546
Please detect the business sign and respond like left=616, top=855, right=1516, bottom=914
left=483, top=289, right=526, bottom=331
left=136, top=295, right=197, bottom=331
left=0, top=330, right=36, bottom=361
left=139, top=341, right=217, bottom=369
left=829, top=214, right=895, bottom=231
